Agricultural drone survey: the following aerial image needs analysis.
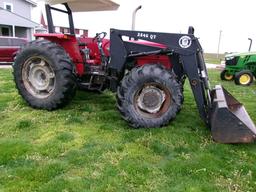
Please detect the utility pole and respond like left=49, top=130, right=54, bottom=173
left=217, top=30, right=222, bottom=59
left=131, top=5, right=142, bottom=30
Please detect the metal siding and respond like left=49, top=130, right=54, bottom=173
left=0, top=0, right=32, bottom=19
left=0, top=8, right=38, bottom=28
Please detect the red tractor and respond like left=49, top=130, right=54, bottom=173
left=13, top=0, right=256, bottom=143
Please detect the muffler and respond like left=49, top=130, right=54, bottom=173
left=210, top=85, right=256, bottom=143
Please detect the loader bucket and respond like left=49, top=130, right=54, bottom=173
left=210, top=85, right=256, bottom=143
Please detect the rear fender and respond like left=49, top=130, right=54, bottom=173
left=34, top=33, right=84, bottom=76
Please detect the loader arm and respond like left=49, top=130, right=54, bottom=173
left=109, top=28, right=256, bottom=143
left=109, top=28, right=211, bottom=124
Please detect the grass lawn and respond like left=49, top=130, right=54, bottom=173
left=0, top=68, right=256, bottom=192
left=204, top=53, right=225, bottom=64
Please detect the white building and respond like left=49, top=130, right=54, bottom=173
left=0, top=0, right=38, bottom=40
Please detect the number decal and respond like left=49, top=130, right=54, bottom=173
left=150, top=34, right=156, bottom=40
left=137, top=33, right=156, bottom=40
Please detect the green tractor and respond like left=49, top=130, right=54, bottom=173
left=221, top=38, right=256, bottom=86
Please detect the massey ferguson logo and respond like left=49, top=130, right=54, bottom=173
left=179, top=36, right=192, bottom=48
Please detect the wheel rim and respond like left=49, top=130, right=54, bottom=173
left=134, top=83, right=172, bottom=118
left=239, top=74, right=251, bottom=85
left=22, top=56, right=56, bottom=99
left=224, top=73, right=233, bottom=80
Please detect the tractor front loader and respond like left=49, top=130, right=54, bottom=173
left=13, top=0, right=256, bottom=143
left=108, top=28, right=256, bottom=143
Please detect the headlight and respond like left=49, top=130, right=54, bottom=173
left=225, top=56, right=234, bottom=61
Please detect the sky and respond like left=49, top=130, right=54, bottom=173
left=32, top=0, right=256, bottom=53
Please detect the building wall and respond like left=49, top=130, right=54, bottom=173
left=27, top=28, right=33, bottom=40
left=56, top=26, right=88, bottom=37
left=0, top=0, right=32, bottom=19
left=0, top=0, right=37, bottom=40
left=15, top=26, right=27, bottom=38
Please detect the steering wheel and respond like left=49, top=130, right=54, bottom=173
left=93, top=32, right=107, bottom=43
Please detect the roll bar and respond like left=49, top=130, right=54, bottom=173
left=45, top=3, right=75, bottom=35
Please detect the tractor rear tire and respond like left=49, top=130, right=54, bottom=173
left=117, top=64, right=183, bottom=128
left=234, top=70, right=254, bottom=86
left=220, top=70, right=233, bottom=81
left=13, top=39, right=77, bottom=110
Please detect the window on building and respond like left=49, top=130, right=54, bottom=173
left=63, top=28, right=69, bottom=33
left=75, top=29, right=80, bottom=35
left=4, top=2, right=13, bottom=12
left=1, top=27, right=10, bottom=36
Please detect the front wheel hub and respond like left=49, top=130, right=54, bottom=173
left=240, top=74, right=251, bottom=85
left=137, top=85, right=166, bottom=114
left=224, top=73, right=233, bottom=80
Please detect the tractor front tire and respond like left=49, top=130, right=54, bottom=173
left=220, top=70, right=233, bottom=81
left=234, top=70, right=254, bottom=86
left=117, top=65, right=183, bottom=128
left=13, top=40, right=77, bottom=110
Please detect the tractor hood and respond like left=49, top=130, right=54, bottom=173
left=45, top=0, right=120, bottom=12
left=225, top=51, right=256, bottom=58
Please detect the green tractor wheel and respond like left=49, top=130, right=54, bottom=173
left=234, top=70, right=254, bottom=86
left=220, top=70, right=234, bottom=81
